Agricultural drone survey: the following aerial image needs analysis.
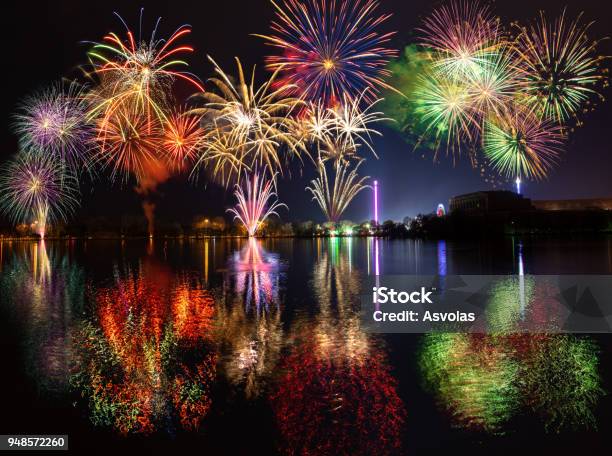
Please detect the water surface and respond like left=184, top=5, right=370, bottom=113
left=1, top=237, right=611, bottom=454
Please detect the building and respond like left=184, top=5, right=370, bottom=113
left=449, top=191, right=533, bottom=213
left=450, top=191, right=612, bottom=214
left=532, top=198, right=612, bottom=211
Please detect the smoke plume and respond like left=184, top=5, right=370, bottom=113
left=135, top=159, right=170, bottom=236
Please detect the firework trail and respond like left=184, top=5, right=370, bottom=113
left=293, top=100, right=334, bottom=144
left=412, top=68, right=479, bottom=153
left=466, top=48, right=520, bottom=122
left=383, top=46, right=483, bottom=161
left=326, top=92, right=387, bottom=160
left=190, top=122, right=247, bottom=187
left=91, top=102, right=171, bottom=234
left=306, top=159, right=370, bottom=222
left=0, top=153, right=79, bottom=238
left=227, top=171, right=287, bottom=236
left=407, top=1, right=510, bottom=156
left=256, top=0, right=397, bottom=106
left=14, top=81, right=94, bottom=174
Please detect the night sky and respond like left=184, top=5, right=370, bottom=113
left=3, top=0, right=612, bottom=224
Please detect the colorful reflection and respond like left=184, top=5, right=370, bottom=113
left=311, top=238, right=369, bottom=359
left=215, top=300, right=283, bottom=399
left=271, top=326, right=405, bottom=456
left=474, top=243, right=565, bottom=333
left=484, top=277, right=565, bottom=333
left=366, top=237, right=381, bottom=278
left=71, top=259, right=216, bottom=434
left=216, top=238, right=284, bottom=397
left=226, top=238, right=282, bottom=313
left=0, top=241, right=84, bottom=392
left=269, top=238, right=405, bottom=455
left=485, top=276, right=536, bottom=332
left=420, top=333, right=519, bottom=433
left=515, top=334, right=603, bottom=432
left=420, top=333, right=603, bottom=434
left=437, top=240, right=447, bottom=277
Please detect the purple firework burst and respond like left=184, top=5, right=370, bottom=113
left=0, top=152, right=80, bottom=237
left=13, top=81, right=94, bottom=173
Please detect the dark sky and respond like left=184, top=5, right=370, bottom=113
left=3, top=0, right=612, bottom=224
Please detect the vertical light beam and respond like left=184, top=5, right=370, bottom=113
left=373, top=180, right=379, bottom=224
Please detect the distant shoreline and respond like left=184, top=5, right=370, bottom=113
left=2, top=231, right=611, bottom=242
left=1, top=234, right=369, bottom=241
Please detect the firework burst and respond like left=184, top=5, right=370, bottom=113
left=163, top=109, right=204, bottom=171
left=513, top=9, right=608, bottom=124
left=190, top=122, right=247, bottom=186
left=418, top=0, right=502, bottom=80
left=467, top=48, right=520, bottom=121
left=386, top=2, right=609, bottom=183
left=14, top=81, right=93, bottom=172
left=0, top=153, right=79, bottom=238
left=227, top=171, right=287, bottom=237
left=293, top=101, right=334, bottom=144
left=191, top=56, right=303, bottom=185
left=412, top=69, right=479, bottom=152
left=256, top=0, right=397, bottom=106
left=482, top=109, right=563, bottom=180
left=306, top=159, right=370, bottom=222
left=328, top=92, right=387, bottom=160
left=295, top=92, right=386, bottom=167
left=93, top=106, right=163, bottom=184
left=86, top=13, right=203, bottom=128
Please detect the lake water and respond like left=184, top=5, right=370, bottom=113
left=1, top=237, right=611, bottom=454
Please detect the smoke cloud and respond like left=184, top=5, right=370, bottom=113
left=134, top=159, right=171, bottom=236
